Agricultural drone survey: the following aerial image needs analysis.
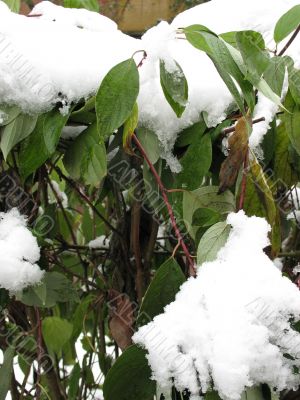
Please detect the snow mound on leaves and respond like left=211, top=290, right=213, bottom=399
left=133, top=211, right=300, bottom=400
left=0, top=208, right=43, bottom=291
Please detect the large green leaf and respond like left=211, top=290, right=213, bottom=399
left=183, top=186, right=235, bottom=238
left=103, top=345, right=155, bottom=400
left=274, top=4, right=300, bottom=43
left=176, top=134, right=212, bottom=190
left=263, top=56, right=285, bottom=97
left=19, top=109, right=69, bottom=178
left=96, top=58, right=139, bottom=138
left=197, top=221, right=231, bottom=265
left=0, top=113, right=37, bottom=160
left=63, top=122, right=107, bottom=186
left=236, top=30, right=270, bottom=80
left=183, top=25, right=254, bottom=113
left=0, top=346, right=15, bottom=400
left=17, top=272, right=79, bottom=308
left=137, top=258, right=185, bottom=327
left=42, top=317, right=73, bottom=355
left=160, top=59, right=188, bottom=118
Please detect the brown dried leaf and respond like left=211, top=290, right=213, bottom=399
left=218, top=115, right=252, bottom=194
left=107, top=289, right=135, bottom=350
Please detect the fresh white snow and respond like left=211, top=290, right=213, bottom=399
left=0, top=208, right=43, bottom=291
left=0, top=0, right=299, bottom=168
left=134, top=211, right=300, bottom=400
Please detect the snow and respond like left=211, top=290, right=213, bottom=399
left=0, top=208, right=43, bottom=292
left=88, top=235, right=109, bottom=249
left=133, top=211, right=300, bottom=400
left=0, top=0, right=299, bottom=168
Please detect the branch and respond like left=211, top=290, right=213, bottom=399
left=222, top=117, right=265, bottom=136
left=278, top=25, right=300, bottom=56
left=132, top=134, right=196, bottom=277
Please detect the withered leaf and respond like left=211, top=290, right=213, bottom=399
left=218, top=115, right=252, bottom=194
left=107, top=289, right=135, bottom=351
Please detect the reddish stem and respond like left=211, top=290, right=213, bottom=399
left=132, top=134, right=196, bottom=277
left=238, top=149, right=249, bottom=210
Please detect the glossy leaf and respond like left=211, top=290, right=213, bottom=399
left=274, top=5, right=300, bottom=43
left=19, top=109, right=69, bottom=178
left=96, top=58, right=139, bottom=138
left=64, top=122, right=107, bottom=186
left=160, top=59, right=188, bottom=117
left=197, top=221, right=231, bottom=265
left=137, top=258, right=185, bottom=327
left=177, top=133, right=212, bottom=190
left=103, top=345, right=155, bottom=400
left=0, top=113, right=37, bottom=160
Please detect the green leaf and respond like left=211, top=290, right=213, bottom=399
left=274, top=4, right=300, bottom=43
left=2, top=0, right=20, bottom=12
left=197, top=221, right=231, bottom=265
left=176, top=121, right=206, bottom=147
left=282, top=92, right=300, bottom=156
left=183, top=186, right=235, bottom=239
left=236, top=30, right=270, bottom=79
left=240, top=386, right=265, bottom=400
left=17, top=272, right=79, bottom=308
left=205, top=392, right=222, bottom=400
left=184, top=25, right=254, bottom=113
left=137, top=258, right=185, bottom=327
left=136, top=127, right=160, bottom=164
left=64, top=122, right=107, bottom=186
left=96, top=58, right=139, bottom=138
left=176, top=133, right=212, bottom=190
left=0, top=346, right=15, bottom=400
left=19, top=109, right=69, bottom=178
left=263, top=57, right=285, bottom=97
left=42, top=317, right=73, bottom=355
left=192, top=207, right=220, bottom=227
left=103, top=345, right=155, bottom=400
left=68, top=363, right=81, bottom=400
left=160, top=59, right=188, bottom=117
left=0, top=104, right=20, bottom=126
left=0, top=113, right=37, bottom=160
left=64, top=0, right=99, bottom=12
left=123, top=102, right=139, bottom=152
left=274, top=119, right=298, bottom=187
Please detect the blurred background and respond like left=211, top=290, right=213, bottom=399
left=19, top=0, right=209, bottom=34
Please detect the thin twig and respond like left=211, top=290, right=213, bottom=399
left=222, top=117, right=265, bottom=136
left=132, top=134, right=196, bottom=277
